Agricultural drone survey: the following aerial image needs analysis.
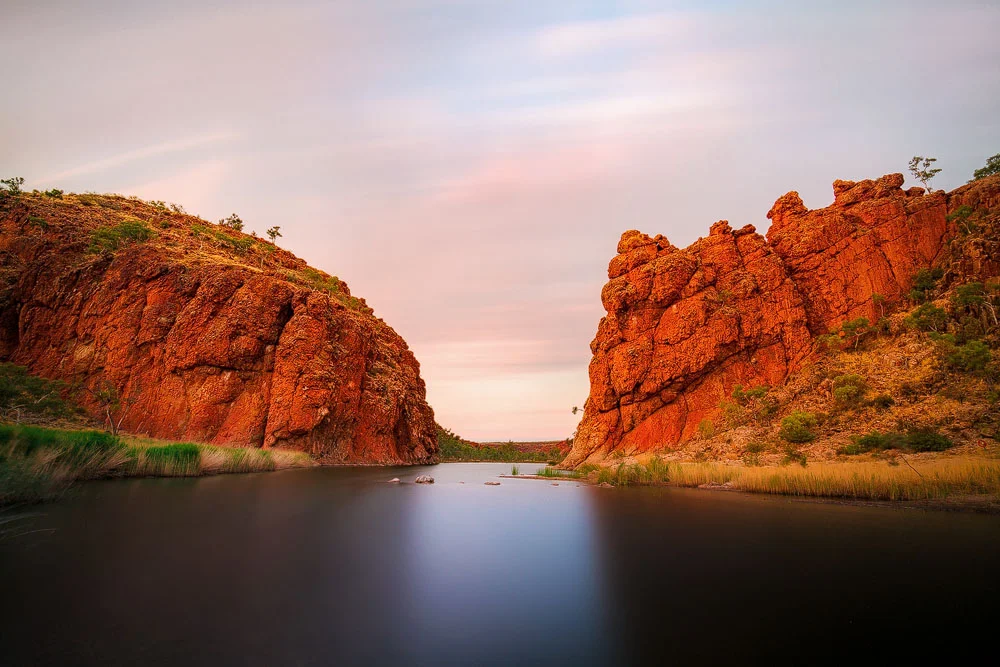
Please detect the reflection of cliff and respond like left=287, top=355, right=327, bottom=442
left=0, top=192, right=436, bottom=464
left=565, top=174, right=1000, bottom=465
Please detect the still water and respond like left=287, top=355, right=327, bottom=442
left=1, top=463, right=998, bottom=665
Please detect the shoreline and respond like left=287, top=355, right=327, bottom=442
left=506, top=458, right=1000, bottom=514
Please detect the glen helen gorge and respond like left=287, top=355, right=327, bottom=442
left=2, top=2, right=999, bottom=666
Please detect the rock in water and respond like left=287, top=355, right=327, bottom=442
left=414, top=475, right=434, bottom=484
left=564, top=174, right=1000, bottom=466
left=484, top=481, right=501, bottom=486
left=387, top=478, right=401, bottom=484
left=0, top=193, right=438, bottom=465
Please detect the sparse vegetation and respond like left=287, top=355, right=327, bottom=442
left=971, top=153, right=1000, bottom=181
left=909, top=268, right=943, bottom=303
left=43, top=188, right=63, bottom=199
left=218, top=213, right=244, bottom=231
left=266, top=225, right=282, bottom=242
left=90, top=219, right=154, bottom=253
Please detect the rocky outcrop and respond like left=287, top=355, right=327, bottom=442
left=564, top=174, right=1000, bottom=466
left=0, top=193, right=437, bottom=465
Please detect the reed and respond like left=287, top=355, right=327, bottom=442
left=0, top=423, right=314, bottom=505
left=588, top=456, right=1000, bottom=501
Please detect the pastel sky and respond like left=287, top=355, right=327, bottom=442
left=3, top=1, right=999, bottom=440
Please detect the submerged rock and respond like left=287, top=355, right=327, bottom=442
left=387, top=478, right=400, bottom=484
left=484, top=481, right=501, bottom=486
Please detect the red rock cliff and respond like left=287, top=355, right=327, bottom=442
left=0, top=193, right=437, bottom=465
left=564, top=174, right=1000, bottom=466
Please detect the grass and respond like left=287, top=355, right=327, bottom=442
left=534, top=466, right=583, bottom=479
left=510, top=464, right=519, bottom=475
left=89, top=219, right=154, bottom=252
left=577, top=456, right=1000, bottom=502
left=0, top=423, right=313, bottom=505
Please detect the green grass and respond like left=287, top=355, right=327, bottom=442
left=510, top=464, right=519, bottom=475
left=90, top=219, right=154, bottom=252
left=0, top=423, right=313, bottom=505
left=131, top=443, right=201, bottom=476
left=534, top=466, right=583, bottom=479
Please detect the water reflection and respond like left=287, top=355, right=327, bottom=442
left=1, top=466, right=998, bottom=665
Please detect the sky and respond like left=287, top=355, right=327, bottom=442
left=2, top=0, right=999, bottom=440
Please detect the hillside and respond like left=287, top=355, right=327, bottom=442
left=0, top=188, right=437, bottom=464
left=564, top=173, right=1000, bottom=467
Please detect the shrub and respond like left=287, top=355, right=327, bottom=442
left=90, top=219, right=154, bottom=252
left=732, top=384, right=768, bottom=405
left=779, top=411, right=817, bottom=443
left=832, top=374, right=868, bottom=409
left=781, top=444, right=808, bottom=467
left=909, top=268, right=943, bottom=303
left=697, top=418, right=715, bottom=439
left=869, top=394, right=895, bottom=410
left=905, top=431, right=953, bottom=452
left=838, top=430, right=952, bottom=455
left=905, top=303, right=948, bottom=332
left=28, top=215, right=47, bottom=230
left=971, top=153, right=1000, bottom=181
left=0, top=363, right=75, bottom=421
left=947, top=206, right=979, bottom=234
left=219, top=213, right=244, bottom=231
left=952, top=282, right=986, bottom=311
left=946, top=340, right=992, bottom=373
left=43, top=188, right=63, bottom=199
left=0, top=176, right=24, bottom=197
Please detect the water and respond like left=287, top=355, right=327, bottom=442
left=1, top=463, right=997, bottom=665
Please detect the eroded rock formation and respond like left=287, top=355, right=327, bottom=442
left=0, top=193, right=437, bottom=464
left=564, top=174, right=1000, bottom=466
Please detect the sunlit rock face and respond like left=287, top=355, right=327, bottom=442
left=0, top=194, right=437, bottom=465
left=564, top=174, right=1000, bottom=466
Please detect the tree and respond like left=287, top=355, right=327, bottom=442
left=266, top=225, right=282, bottom=242
left=84, top=381, right=138, bottom=436
left=219, top=213, right=244, bottom=231
left=971, top=153, right=1000, bottom=182
left=909, top=156, right=941, bottom=193
left=841, top=317, right=871, bottom=350
left=0, top=176, right=24, bottom=195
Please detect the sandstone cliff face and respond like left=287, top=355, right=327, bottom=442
left=0, top=194, right=437, bottom=465
left=564, top=174, right=1000, bottom=466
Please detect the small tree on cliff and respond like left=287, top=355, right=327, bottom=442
left=266, top=225, right=282, bottom=242
left=909, top=156, right=941, bottom=193
left=971, top=153, right=1000, bottom=182
left=219, top=213, right=244, bottom=232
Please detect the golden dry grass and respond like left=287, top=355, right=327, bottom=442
left=633, top=456, right=1000, bottom=501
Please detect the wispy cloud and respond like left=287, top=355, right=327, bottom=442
left=537, top=13, right=693, bottom=58
left=38, top=132, right=237, bottom=183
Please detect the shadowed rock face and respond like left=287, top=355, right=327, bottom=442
left=0, top=194, right=437, bottom=465
left=564, top=174, right=1000, bottom=466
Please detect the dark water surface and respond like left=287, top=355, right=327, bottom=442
left=1, top=463, right=998, bottom=666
